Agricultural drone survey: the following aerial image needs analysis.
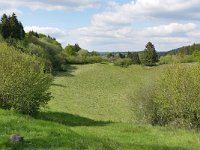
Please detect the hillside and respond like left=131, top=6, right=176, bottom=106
left=49, top=64, right=157, bottom=122
left=166, top=43, right=200, bottom=55
left=1, top=64, right=200, bottom=149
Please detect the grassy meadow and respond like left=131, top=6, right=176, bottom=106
left=49, top=64, right=157, bottom=122
left=1, top=64, right=200, bottom=149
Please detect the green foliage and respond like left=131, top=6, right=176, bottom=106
left=0, top=13, right=25, bottom=40
left=27, top=35, right=64, bottom=71
left=159, top=55, right=174, bottom=64
left=27, top=43, right=48, bottom=58
left=118, top=52, right=125, bottom=58
left=74, top=43, right=81, bottom=52
left=64, top=44, right=80, bottom=55
left=179, top=55, right=197, bottom=63
left=0, top=43, right=52, bottom=115
left=114, top=58, right=132, bottom=67
left=136, top=64, right=200, bottom=129
left=66, top=55, right=102, bottom=64
left=168, top=43, right=200, bottom=55
left=107, top=52, right=114, bottom=58
left=90, top=51, right=100, bottom=56
left=141, top=42, right=158, bottom=66
left=77, top=49, right=90, bottom=57
left=0, top=14, right=10, bottom=39
left=64, top=48, right=102, bottom=64
left=127, top=52, right=141, bottom=64
left=27, top=31, right=39, bottom=38
left=192, top=50, right=200, bottom=62
left=53, top=52, right=68, bottom=71
left=159, top=54, right=197, bottom=65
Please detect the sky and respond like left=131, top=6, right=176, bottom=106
left=0, top=0, right=200, bottom=52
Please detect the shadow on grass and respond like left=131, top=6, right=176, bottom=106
left=35, top=111, right=111, bottom=127
left=128, top=144, right=186, bottom=150
left=51, top=83, right=66, bottom=88
left=53, top=65, right=78, bottom=77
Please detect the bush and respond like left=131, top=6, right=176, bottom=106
left=66, top=55, right=102, bottom=64
left=114, top=58, right=132, bottom=67
left=127, top=52, right=141, bottom=64
left=159, top=55, right=173, bottom=65
left=159, top=54, right=197, bottom=65
left=180, top=55, right=196, bottom=63
left=0, top=43, right=53, bottom=115
left=135, top=64, right=200, bottom=129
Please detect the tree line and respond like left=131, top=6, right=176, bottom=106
left=107, top=42, right=158, bottom=67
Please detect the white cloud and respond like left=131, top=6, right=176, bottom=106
left=143, top=23, right=197, bottom=37
left=187, top=32, right=200, bottom=38
left=0, top=8, right=22, bottom=16
left=92, top=0, right=200, bottom=27
left=17, top=1, right=200, bottom=51
left=25, top=26, right=66, bottom=36
left=79, top=0, right=200, bottom=51
left=24, top=23, right=199, bottom=52
left=0, top=0, right=100, bottom=11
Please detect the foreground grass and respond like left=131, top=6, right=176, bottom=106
left=1, top=64, right=200, bottom=149
left=1, top=109, right=200, bottom=149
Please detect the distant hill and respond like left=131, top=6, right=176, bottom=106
left=166, top=43, right=200, bottom=55
left=100, top=43, right=200, bottom=58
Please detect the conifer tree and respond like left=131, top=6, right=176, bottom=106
left=0, top=13, right=25, bottom=40
left=0, top=14, right=10, bottom=39
left=141, top=42, right=158, bottom=66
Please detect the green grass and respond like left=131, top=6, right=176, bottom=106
left=0, top=109, right=200, bottom=149
left=1, top=64, right=200, bottom=149
left=49, top=64, right=157, bottom=122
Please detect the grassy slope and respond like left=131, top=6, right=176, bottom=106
left=49, top=64, right=157, bottom=122
left=0, top=109, right=199, bottom=150
left=1, top=64, right=200, bottom=149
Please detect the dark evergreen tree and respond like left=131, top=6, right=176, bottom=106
left=0, top=14, right=10, bottom=39
left=28, top=31, right=39, bottom=38
left=9, top=13, right=25, bottom=39
left=0, top=13, right=25, bottom=40
left=141, top=42, right=158, bottom=66
left=74, top=44, right=81, bottom=52
left=118, top=52, right=125, bottom=58
left=127, top=52, right=141, bottom=64
left=90, top=51, right=100, bottom=56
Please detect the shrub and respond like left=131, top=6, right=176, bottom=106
left=159, top=54, right=197, bottom=65
left=27, top=43, right=49, bottom=58
left=192, top=50, right=200, bottom=62
left=66, top=55, right=102, bottom=64
left=180, top=55, right=196, bottom=63
left=135, top=64, right=200, bottom=129
left=0, top=43, right=53, bottom=115
left=127, top=52, right=141, bottom=64
left=114, top=58, right=132, bottom=67
left=159, top=55, right=173, bottom=65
